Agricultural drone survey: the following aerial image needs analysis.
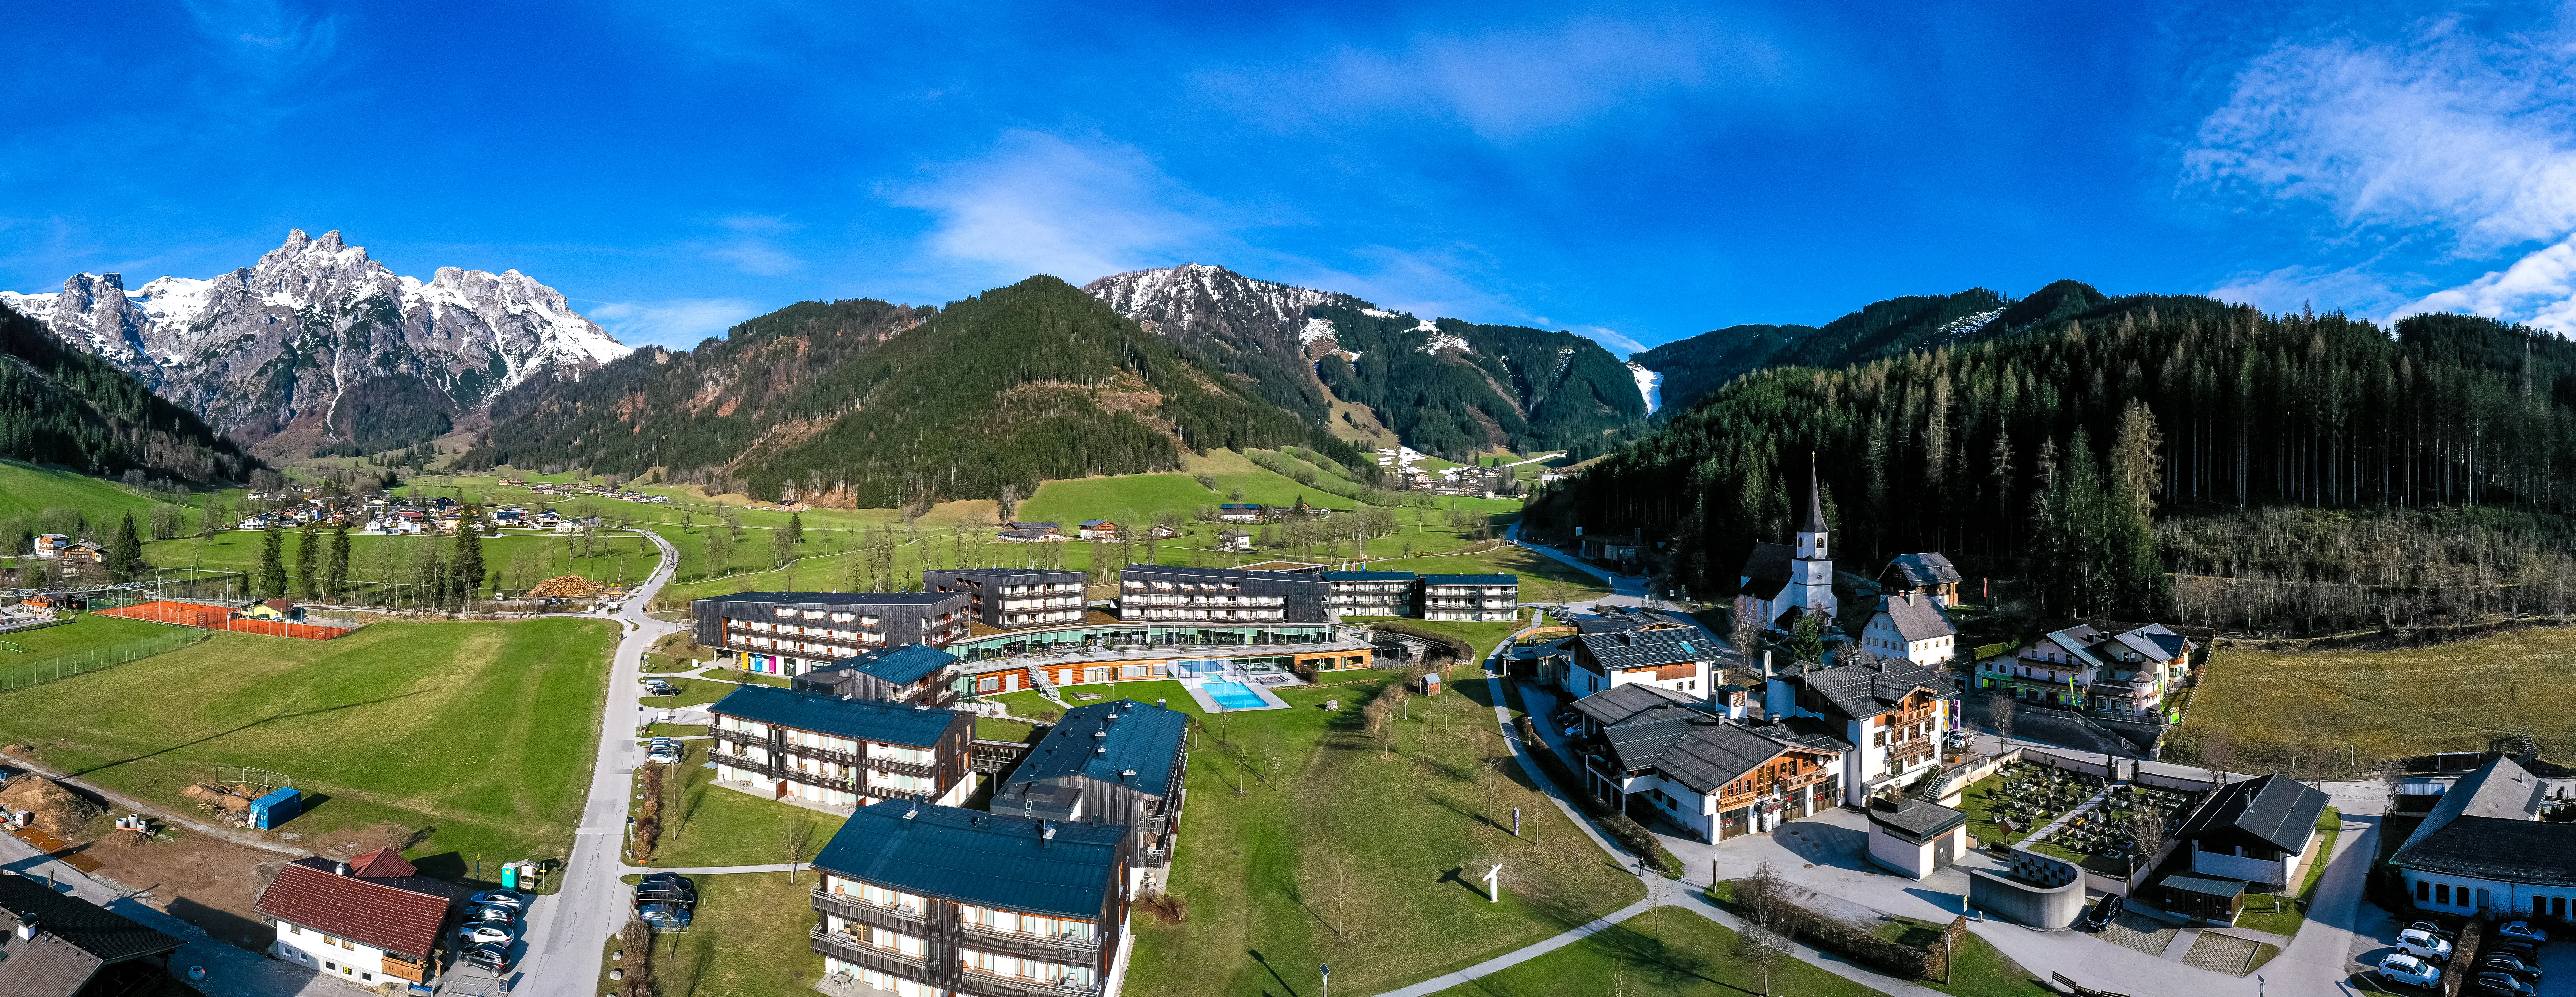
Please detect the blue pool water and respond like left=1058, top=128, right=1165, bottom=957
left=1203, top=680, right=1266, bottom=710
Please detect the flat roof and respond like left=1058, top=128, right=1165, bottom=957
left=1421, top=573, right=1518, bottom=585
left=2160, top=872, right=2249, bottom=898
left=693, top=591, right=965, bottom=607
left=838, top=644, right=959, bottom=685
left=812, top=802, right=1127, bottom=919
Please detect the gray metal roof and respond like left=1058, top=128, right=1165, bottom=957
left=1868, top=798, right=1967, bottom=840
left=812, top=802, right=1127, bottom=919
left=1881, top=552, right=1962, bottom=588
left=1003, top=699, right=1188, bottom=799
left=1596, top=710, right=1827, bottom=797
left=1322, top=571, right=1417, bottom=582
left=1874, top=594, right=1958, bottom=642
left=1570, top=683, right=1711, bottom=727
left=1737, top=541, right=1794, bottom=599
left=708, top=684, right=962, bottom=747
left=1573, top=616, right=1724, bottom=674
left=0, top=874, right=182, bottom=979
left=693, top=591, right=966, bottom=607
left=1421, top=573, right=1517, bottom=585
left=2175, top=772, right=2331, bottom=855
left=1792, top=658, right=1952, bottom=721
left=2390, top=757, right=2576, bottom=886
left=2160, top=872, right=2249, bottom=898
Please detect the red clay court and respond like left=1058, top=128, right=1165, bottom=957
left=94, top=600, right=355, bottom=640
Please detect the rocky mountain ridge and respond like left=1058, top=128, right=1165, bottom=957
left=0, top=229, right=628, bottom=454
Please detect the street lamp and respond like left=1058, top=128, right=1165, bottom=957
left=1319, top=963, right=1330, bottom=997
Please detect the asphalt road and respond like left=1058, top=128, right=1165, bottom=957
left=509, top=529, right=681, bottom=996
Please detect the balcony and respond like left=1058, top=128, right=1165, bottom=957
left=956, top=922, right=1102, bottom=964
left=810, top=929, right=928, bottom=975
left=951, top=965, right=1104, bottom=997
left=1891, top=704, right=1940, bottom=727
left=813, top=890, right=928, bottom=933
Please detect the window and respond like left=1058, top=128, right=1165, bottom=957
left=2436, top=883, right=2450, bottom=905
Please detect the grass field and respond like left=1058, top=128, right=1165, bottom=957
left=607, top=872, right=820, bottom=997
left=0, top=615, right=207, bottom=683
left=0, top=617, right=615, bottom=868
left=639, top=740, right=845, bottom=869
left=1428, top=905, right=1880, bottom=997
left=1128, top=672, right=1646, bottom=997
left=0, top=459, right=191, bottom=524
left=145, top=528, right=666, bottom=596
left=2172, top=628, right=2576, bottom=770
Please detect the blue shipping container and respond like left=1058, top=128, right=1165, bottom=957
left=249, top=787, right=301, bottom=830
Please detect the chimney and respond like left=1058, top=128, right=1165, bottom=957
left=335, top=861, right=351, bottom=877
left=16, top=916, right=37, bottom=941
left=1762, top=650, right=1773, bottom=678
left=1905, top=591, right=1916, bottom=605
left=1041, top=821, right=1057, bottom=840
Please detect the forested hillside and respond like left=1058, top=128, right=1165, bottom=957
left=472, top=277, right=1359, bottom=507
left=1530, top=297, right=2576, bottom=630
left=1633, top=280, right=2113, bottom=415
left=0, top=304, right=252, bottom=485
left=1310, top=305, right=1646, bottom=459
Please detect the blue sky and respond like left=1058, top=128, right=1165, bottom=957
left=8, top=1, right=2576, bottom=352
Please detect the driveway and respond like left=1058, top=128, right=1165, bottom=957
left=510, top=530, right=682, bottom=996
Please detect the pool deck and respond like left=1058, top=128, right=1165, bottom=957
left=1183, top=677, right=1292, bottom=713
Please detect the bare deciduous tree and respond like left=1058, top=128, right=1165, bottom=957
left=2202, top=730, right=2234, bottom=788
left=1734, top=862, right=1794, bottom=997
left=2130, top=806, right=2165, bottom=875
left=1987, top=694, right=2015, bottom=745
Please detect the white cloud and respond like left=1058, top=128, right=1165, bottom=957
left=586, top=298, right=764, bottom=349
left=183, top=0, right=340, bottom=83
left=2207, top=263, right=2402, bottom=318
left=1578, top=326, right=1647, bottom=356
left=2393, top=234, right=2576, bottom=334
left=889, top=131, right=1212, bottom=285
left=705, top=240, right=800, bottom=276
left=2186, top=19, right=2576, bottom=252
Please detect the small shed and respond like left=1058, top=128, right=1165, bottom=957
left=1865, top=796, right=1969, bottom=879
left=1417, top=672, right=1443, bottom=696
left=249, top=787, right=302, bottom=830
left=2147, top=871, right=2249, bottom=924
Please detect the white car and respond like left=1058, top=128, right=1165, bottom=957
left=467, top=905, right=515, bottom=923
left=458, top=923, right=513, bottom=947
left=2379, top=954, right=2442, bottom=988
left=2499, top=921, right=2549, bottom=944
left=2395, top=928, right=2453, bottom=961
left=469, top=889, right=523, bottom=910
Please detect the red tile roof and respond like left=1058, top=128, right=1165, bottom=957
left=347, top=848, right=417, bottom=879
left=253, top=859, right=451, bottom=959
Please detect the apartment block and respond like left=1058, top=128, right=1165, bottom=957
left=811, top=802, right=1132, bottom=997
left=692, top=592, right=972, bottom=677
left=1318, top=570, right=1414, bottom=618
left=996, top=699, right=1189, bottom=879
left=1417, top=573, right=1519, bottom=622
left=794, top=644, right=963, bottom=708
left=1117, top=565, right=1326, bottom=625
left=924, top=568, right=1089, bottom=630
left=708, top=684, right=976, bottom=810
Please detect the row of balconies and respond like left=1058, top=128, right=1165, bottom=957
left=999, top=584, right=1085, bottom=596
left=1001, top=597, right=1084, bottom=610
left=809, top=931, right=1102, bottom=997
left=711, top=729, right=945, bottom=780
left=1124, top=594, right=1285, bottom=606
left=1133, top=610, right=1287, bottom=621
left=1420, top=587, right=1514, bottom=597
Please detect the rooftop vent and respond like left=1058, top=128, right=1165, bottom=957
left=16, top=916, right=37, bottom=941
left=335, top=861, right=351, bottom=877
left=1042, top=822, right=1057, bottom=840
left=903, top=806, right=919, bottom=820
left=1121, top=769, right=1137, bottom=778
left=1097, top=746, right=1108, bottom=755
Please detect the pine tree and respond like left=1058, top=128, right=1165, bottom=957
left=325, top=523, right=351, bottom=603
left=295, top=523, right=320, bottom=601
left=259, top=520, right=289, bottom=600
left=451, top=508, right=485, bottom=606
left=109, top=512, right=144, bottom=582
left=785, top=513, right=805, bottom=544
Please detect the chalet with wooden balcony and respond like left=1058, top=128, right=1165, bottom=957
left=1418, top=573, right=1519, bottom=623
left=708, top=684, right=976, bottom=810
left=811, top=802, right=1132, bottom=997
left=252, top=851, right=466, bottom=990
left=1878, top=552, right=1964, bottom=607
left=1762, top=656, right=1956, bottom=807
left=1551, top=607, right=1729, bottom=699
left=1118, top=564, right=1327, bottom=624
left=1975, top=622, right=2195, bottom=716
left=1570, top=683, right=1847, bottom=842
left=794, top=643, right=963, bottom=708
left=691, top=592, right=972, bottom=677
left=924, top=568, right=1088, bottom=630
left=996, top=699, right=1186, bottom=880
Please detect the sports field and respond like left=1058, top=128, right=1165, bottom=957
left=94, top=600, right=352, bottom=639
left=0, top=616, right=617, bottom=866
left=2172, top=626, right=2576, bottom=771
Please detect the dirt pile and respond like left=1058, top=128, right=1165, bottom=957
left=181, top=783, right=262, bottom=824
left=0, top=774, right=104, bottom=838
left=526, top=575, right=606, bottom=599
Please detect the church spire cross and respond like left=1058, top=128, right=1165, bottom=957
left=1800, top=450, right=1828, bottom=535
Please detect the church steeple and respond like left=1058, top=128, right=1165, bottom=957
left=1789, top=450, right=1836, bottom=620
left=1800, top=451, right=1827, bottom=536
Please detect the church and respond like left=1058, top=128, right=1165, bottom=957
left=1736, top=455, right=1838, bottom=636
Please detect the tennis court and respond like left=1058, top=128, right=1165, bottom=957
left=92, top=601, right=356, bottom=641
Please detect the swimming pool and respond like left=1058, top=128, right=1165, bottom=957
left=1202, top=680, right=1266, bottom=711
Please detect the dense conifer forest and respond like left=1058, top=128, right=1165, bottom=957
left=1530, top=296, right=2576, bottom=633
left=473, top=277, right=1359, bottom=507
left=0, top=304, right=251, bottom=484
left=1310, top=304, right=1647, bottom=457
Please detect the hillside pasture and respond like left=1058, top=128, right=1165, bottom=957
left=2171, top=626, right=2576, bottom=771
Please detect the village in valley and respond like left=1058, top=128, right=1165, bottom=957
left=0, top=438, right=2562, bottom=997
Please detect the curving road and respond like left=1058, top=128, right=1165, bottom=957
left=510, top=529, right=683, bottom=995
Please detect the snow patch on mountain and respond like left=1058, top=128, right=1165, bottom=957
left=1938, top=307, right=2006, bottom=343
left=1419, top=331, right=1471, bottom=355
left=1297, top=317, right=1336, bottom=347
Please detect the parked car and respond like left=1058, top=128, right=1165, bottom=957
left=2498, top=921, right=2549, bottom=944
left=458, top=923, right=513, bottom=947
left=2079, top=894, right=2123, bottom=932
left=2494, top=939, right=2541, bottom=960
left=2471, top=972, right=2535, bottom=997
left=465, top=943, right=512, bottom=973
left=2395, top=928, right=2453, bottom=961
left=644, top=679, right=677, bottom=696
left=2480, top=954, right=2542, bottom=981
left=1944, top=729, right=1973, bottom=749
left=2408, top=921, right=2458, bottom=941
left=638, top=902, right=692, bottom=931
left=636, top=873, right=697, bottom=906
left=469, top=889, right=523, bottom=910
left=466, top=905, right=515, bottom=923
left=2379, top=954, right=2442, bottom=988
left=647, top=742, right=682, bottom=765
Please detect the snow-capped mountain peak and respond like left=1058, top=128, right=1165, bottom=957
left=0, top=229, right=630, bottom=452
